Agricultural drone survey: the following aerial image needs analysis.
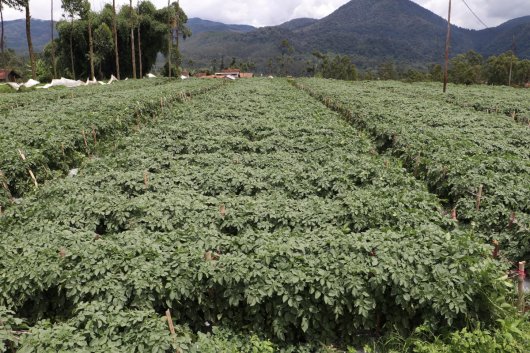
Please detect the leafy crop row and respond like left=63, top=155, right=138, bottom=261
left=294, top=78, right=530, bottom=261
left=0, top=79, right=175, bottom=111
left=0, top=79, right=223, bottom=210
left=0, top=79, right=508, bottom=351
left=369, top=81, right=530, bottom=126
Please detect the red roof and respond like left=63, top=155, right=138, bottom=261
left=0, top=70, right=9, bottom=80
left=221, top=68, right=240, bottom=73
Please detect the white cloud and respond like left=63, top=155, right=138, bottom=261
left=1, top=0, right=529, bottom=29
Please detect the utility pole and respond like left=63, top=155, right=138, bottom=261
left=443, top=0, right=452, bottom=93
left=508, top=34, right=515, bottom=86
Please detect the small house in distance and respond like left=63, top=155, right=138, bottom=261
left=215, top=68, right=241, bottom=78
left=0, top=69, right=21, bottom=83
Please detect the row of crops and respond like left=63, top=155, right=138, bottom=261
left=0, top=79, right=224, bottom=210
left=359, top=81, right=530, bottom=125
left=0, top=79, right=176, bottom=111
left=295, top=79, right=530, bottom=261
left=0, top=79, right=514, bottom=351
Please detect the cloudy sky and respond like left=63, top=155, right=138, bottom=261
left=2, top=0, right=530, bottom=30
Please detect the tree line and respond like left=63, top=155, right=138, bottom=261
left=305, top=50, right=530, bottom=86
left=0, top=0, right=190, bottom=81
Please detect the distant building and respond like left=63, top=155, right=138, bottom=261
left=211, top=69, right=254, bottom=79
left=215, top=69, right=241, bottom=78
left=0, top=69, right=21, bottom=83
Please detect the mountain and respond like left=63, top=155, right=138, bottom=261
left=473, top=16, right=530, bottom=57
left=277, top=18, right=318, bottom=31
left=187, top=18, right=255, bottom=34
left=3, top=19, right=58, bottom=54
left=180, top=0, right=530, bottom=71
left=3, top=0, right=530, bottom=72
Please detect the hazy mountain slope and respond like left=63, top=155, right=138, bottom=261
left=187, top=18, right=255, bottom=34
left=3, top=19, right=57, bottom=54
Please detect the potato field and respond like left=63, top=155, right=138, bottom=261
left=0, top=79, right=529, bottom=352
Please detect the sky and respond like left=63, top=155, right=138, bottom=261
left=2, top=0, right=530, bottom=30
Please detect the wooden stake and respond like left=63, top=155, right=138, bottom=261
left=518, top=261, right=526, bottom=313
left=165, top=309, right=180, bottom=353
left=492, top=240, right=499, bottom=258
left=476, top=184, right=483, bottom=211
left=219, top=204, right=226, bottom=219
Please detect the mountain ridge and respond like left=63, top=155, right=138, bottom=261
left=3, top=0, right=530, bottom=72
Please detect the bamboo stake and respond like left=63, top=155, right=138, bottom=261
left=476, top=184, right=483, bottom=211
left=18, top=149, right=38, bottom=188
left=28, top=170, right=38, bottom=188
left=518, top=261, right=526, bottom=313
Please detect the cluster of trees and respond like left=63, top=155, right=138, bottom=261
left=301, top=50, right=530, bottom=86
left=0, top=0, right=190, bottom=81
left=445, top=50, right=530, bottom=86
left=309, top=52, right=357, bottom=81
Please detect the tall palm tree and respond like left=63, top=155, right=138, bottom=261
left=85, top=1, right=94, bottom=80
left=129, top=0, right=136, bottom=79
left=24, top=1, right=36, bottom=79
left=0, top=1, right=5, bottom=67
left=5, top=1, right=36, bottom=78
left=137, top=0, right=143, bottom=78
left=51, top=0, right=57, bottom=78
left=167, top=0, right=172, bottom=78
left=112, top=0, right=120, bottom=79
left=61, top=0, right=79, bottom=79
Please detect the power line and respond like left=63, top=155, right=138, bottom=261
left=461, top=0, right=489, bottom=28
